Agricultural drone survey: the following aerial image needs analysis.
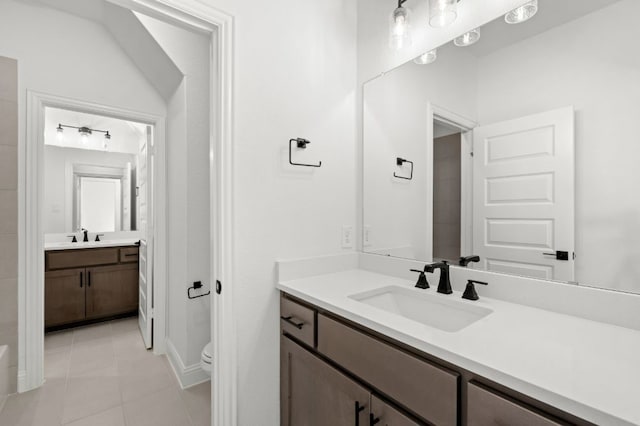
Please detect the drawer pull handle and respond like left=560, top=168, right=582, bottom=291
left=355, top=401, right=365, bottom=426
left=280, top=316, right=304, bottom=329
left=369, top=413, right=380, bottom=426
left=124, top=253, right=138, bottom=257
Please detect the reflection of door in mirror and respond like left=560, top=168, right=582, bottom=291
left=78, top=176, right=121, bottom=232
left=472, top=107, right=574, bottom=282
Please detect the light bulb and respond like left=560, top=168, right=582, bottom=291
left=413, top=49, right=437, bottom=65
left=454, top=27, right=481, bottom=47
left=389, top=5, right=411, bottom=50
left=429, top=0, right=457, bottom=28
left=505, top=0, right=538, bottom=24
left=81, top=134, right=89, bottom=144
left=56, top=124, right=64, bottom=142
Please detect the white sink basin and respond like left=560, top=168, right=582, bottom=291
left=44, top=239, right=139, bottom=251
left=349, top=286, right=493, bottom=332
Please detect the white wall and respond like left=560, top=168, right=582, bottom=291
left=0, top=0, right=166, bottom=384
left=43, top=146, right=136, bottom=234
left=364, top=45, right=477, bottom=260
left=135, top=13, right=212, bottom=379
left=195, top=0, right=358, bottom=423
left=476, top=0, right=640, bottom=293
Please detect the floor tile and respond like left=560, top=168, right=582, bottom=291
left=181, top=381, right=211, bottom=426
left=117, top=355, right=175, bottom=403
left=61, top=377, right=121, bottom=424
left=110, top=317, right=138, bottom=334
left=62, top=405, right=125, bottom=426
left=72, top=322, right=112, bottom=345
left=67, top=340, right=116, bottom=378
left=0, top=378, right=66, bottom=426
left=44, top=349, right=70, bottom=380
left=44, top=331, right=73, bottom=354
left=122, top=387, right=192, bottom=426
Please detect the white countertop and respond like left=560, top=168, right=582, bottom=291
left=278, top=269, right=640, bottom=426
left=44, top=239, right=140, bottom=251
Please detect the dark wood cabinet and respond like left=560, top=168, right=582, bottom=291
left=370, top=395, right=421, bottom=426
left=280, top=293, right=592, bottom=426
left=467, top=382, right=565, bottom=426
left=281, top=336, right=369, bottom=426
left=45, top=246, right=139, bottom=329
left=44, top=268, right=86, bottom=328
left=86, top=263, right=139, bottom=319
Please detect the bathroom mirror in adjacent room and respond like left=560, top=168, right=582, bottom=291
left=363, top=0, right=640, bottom=294
left=43, top=107, right=149, bottom=233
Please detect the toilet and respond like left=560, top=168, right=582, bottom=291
left=200, top=342, right=212, bottom=375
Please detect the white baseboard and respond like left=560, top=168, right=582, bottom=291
left=165, top=338, right=210, bottom=389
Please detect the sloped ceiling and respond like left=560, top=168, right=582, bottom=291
left=28, top=0, right=183, bottom=102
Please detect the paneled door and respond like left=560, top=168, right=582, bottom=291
left=472, top=107, right=575, bottom=282
left=138, top=125, right=154, bottom=348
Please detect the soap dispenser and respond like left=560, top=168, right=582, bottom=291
left=462, top=279, right=488, bottom=301
left=409, top=268, right=430, bottom=289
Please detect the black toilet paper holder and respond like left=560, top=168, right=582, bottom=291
left=188, top=281, right=211, bottom=299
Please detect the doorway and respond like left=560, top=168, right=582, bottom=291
left=26, top=93, right=166, bottom=389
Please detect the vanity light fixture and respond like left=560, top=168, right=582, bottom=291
left=454, top=27, right=480, bottom=47
left=56, top=124, right=64, bottom=141
left=413, top=49, right=437, bottom=65
left=505, top=0, right=538, bottom=24
left=56, top=124, right=112, bottom=144
left=429, top=0, right=459, bottom=28
left=389, top=0, right=411, bottom=50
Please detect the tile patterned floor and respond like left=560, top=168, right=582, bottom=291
left=0, top=317, right=211, bottom=426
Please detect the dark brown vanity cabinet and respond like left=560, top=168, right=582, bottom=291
left=45, top=246, right=139, bottom=329
left=280, top=293, right=591, bottom=426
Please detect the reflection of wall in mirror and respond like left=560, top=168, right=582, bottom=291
left=475, top=0, right=640, bottom=293
left=43, top=145, right=137, bottom=233
left=363, top=42, right=478, bottom=262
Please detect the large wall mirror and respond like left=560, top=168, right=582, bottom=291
left=363, top=0, right=640, bottom=294
left=43, top=107, right=148, bottom=234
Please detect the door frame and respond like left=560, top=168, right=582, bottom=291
left=18, top=2, right=237, bottom=426
left=427, top=103, right=476, bottom=258
left=22, top=90, right=167, bottom=381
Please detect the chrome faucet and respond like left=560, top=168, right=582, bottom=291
left=425, top=261, right=452, bottom=294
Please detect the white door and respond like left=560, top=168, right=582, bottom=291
left=138, top=125, right=154, bottom=348
left=472, top=107, right=574, bottom=281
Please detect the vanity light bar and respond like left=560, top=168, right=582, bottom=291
left=56, top=123, right=112, bottom=140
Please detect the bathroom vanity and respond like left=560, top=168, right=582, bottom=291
left=44, top=243, right=139, bottom=329
left=277, top=256, right=640, bottom=426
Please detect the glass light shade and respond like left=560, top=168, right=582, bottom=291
left=454, top=28, right=481, bottom=47
left=56, top=125, right=64, bottom=141
left=429, top=0, right=457, bottom=28
left=505, top=0, right=538, bottom=24
left=413, top=49, right=437, bottom=65
left=389, top=5, right=411, bottom=50
left=80, top=133, right=89, bottom=144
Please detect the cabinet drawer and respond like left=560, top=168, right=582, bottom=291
left=119, top=247, right=139, bottom=263
left=318, top=314, right=458, bottom=426
left=46, top=248, right=119, bottom=270
left=467, top=382, right=564, bottom=426
left=280, top=296, right=315, bottom=348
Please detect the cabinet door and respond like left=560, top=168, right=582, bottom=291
left=467, top=382, right=564, bottom=426
left=85, top=264, right=139, bottom=319
left=370, top=396, right=424, bottom=426
left=45, top=268, right=86, bottom=328
left=281, top=336, right=369, bottom=426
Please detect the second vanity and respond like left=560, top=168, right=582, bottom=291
left=277, top=254, right=640, bottom=426
left=44, top=240, right=140, bottom=330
